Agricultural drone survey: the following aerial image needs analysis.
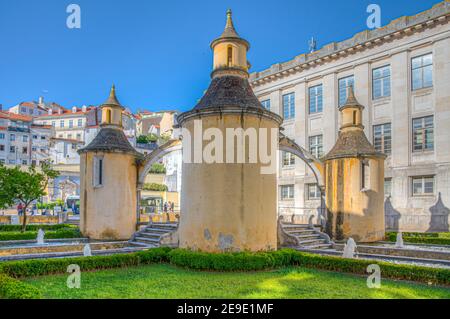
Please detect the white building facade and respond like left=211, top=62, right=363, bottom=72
left=250, top=2, right=450, bottom=232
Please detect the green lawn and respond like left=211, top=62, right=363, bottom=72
left=24, top=264, right=450, bottom=299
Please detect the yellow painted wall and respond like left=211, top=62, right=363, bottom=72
left=325, top=157, right=385, bottom=242
left=179, top=114, right=279, bottom=252
left=213, top=41, right=247, bottom=71
left=80, top=152, right=137, bottom=240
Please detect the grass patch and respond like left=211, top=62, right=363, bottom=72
left=386, top=232, right=450, bottom=245
left=24, top=263, right=450, bottom=299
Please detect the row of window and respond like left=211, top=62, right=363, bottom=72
left=48, top=118, right=83, bottom=128
left=261, top=53, right=434, bottom=119
left=0, top=145, right=29, bottom=154
left=0, top=133, right=46, bottom=142
left=58, top=133, right=82, bottom=140
left=0, top=158, right=29, bottom=165
left=280, top=115, right=434, bottom=163
left=280, top=175, right=436, bottom=201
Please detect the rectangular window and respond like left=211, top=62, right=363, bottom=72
left=361, top=160, right=370, bottom=190
left=384, top=178, right=392, bottom=197
left=60, top=120, right=65, bottom=128
left=309, top=85, right=323, bottom=114
left=261, top=99, right=270, bottom=111
left=0, top=145, right=4, bottom=151
left=8, top=159, right=15, bottom=165
left=306, top=183, right=321, bottom=200
left=22, top=135, right=28, bottom=142
left=0, top=159, right=5, bottom=164
left=33, top=135, right=38, bottom=139
left=412, top=176, right=434, bottom=196
left=10, top=134, right=15, bottom=141
left=0, top=133, right=4, bottom=139
left=412, top=54, right=433, bottom=90
left=338, top=75, right=354, bottom=106
left=67, top=134, right=72, bottom=139
left=32, top=146, right=37, bottom=151
left=10, top=146, right=15, bottom=153
left=52, top=121, right=56, bottom=127
left=373, top=123, right=392, bottom=154
left=76, top=133, right=81, bottom=140
left=282, top=93, right=295, bottom=120
left=413, top=116, right=434, bottom=152
left=41, top=136, right=46, bottom=140
left=93, top=156, right=104, bottom=187
left=22, top=160, right=27, bottom=165
left=22, top=147, right=27, bottom=154
left=309, top=135, right=323, bottom=158
left=280, top=185, right=294, bottom=200
left=282, top=151, right=295, bottom=167
left=77, top=119, right=83, bottom=127
left=69, top=120, right=73, bottom=128
left=372, top=65, right=391, bottom=99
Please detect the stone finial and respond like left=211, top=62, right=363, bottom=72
left=340, top=85, right=363, bottom=110
left=102, top=84, right=122, bottom=108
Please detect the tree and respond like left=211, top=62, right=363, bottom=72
left=136, top=135, right=149, bottom=144
left=0, top=162, right=59, bottom=232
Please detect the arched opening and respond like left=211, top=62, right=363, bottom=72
left=106, top=109, right=112, bottom=124
left=278, top=135, right=325, bottom=227
left=227, top=45, right=233, bottom=67
left=137, top=139, right=183, bottom=227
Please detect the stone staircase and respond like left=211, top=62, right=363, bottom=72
left=280, top=223, right=334, bottom=250
left=129, top=222, right=178, bottom=248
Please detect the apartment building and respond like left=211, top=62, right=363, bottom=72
left=250, top=2, right=450, bottom=232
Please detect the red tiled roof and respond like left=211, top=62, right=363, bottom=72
left=0, top=111, right=32, bottom=122
left=0, top=126, right=7, bottom=131
left=36, top=106, right=97, bottom=118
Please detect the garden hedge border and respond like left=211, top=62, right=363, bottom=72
left=386, top=232, right=450, bottom=246
left=0, top=228, right=81, bottom=241
left=0, top=247, right=448, bottom=299
left=0, top=224, right=76, bottom=232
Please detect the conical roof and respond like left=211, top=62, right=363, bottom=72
left=339, top=85, right=364, bottom=110
left=210, top=9, right=249, bottom=49
left=101, top=85, right=124, bottom=109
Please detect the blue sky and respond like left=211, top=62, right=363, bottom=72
left=0, top=0, right=441, bottom=113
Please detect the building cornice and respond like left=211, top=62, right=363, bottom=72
left=250, top=1, right=450, bottom=87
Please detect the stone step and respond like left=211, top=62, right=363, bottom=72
left=128, top=241, right=155, bottom=248
left=138, top=232, right=162, bottom=239
left=134, top=236, right=160, bottom=244
left=144, top=227, right=175, bottom=233
left=303, top=243, right=333, bottom=249
left=151, top=223, right=178, bottom=228
left=297, top=238, right=327, bottom=245
left=285, top=229, right=317, bottom=235
left=294, top=234, right=323, bottom=240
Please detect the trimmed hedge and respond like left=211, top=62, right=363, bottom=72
left=0, top=247, right=448, bottom=298
left=0, top=224, right=76, bottom=232
left=0, top=228, right=82, bottom=241
left=0, top=247, right=172, bottom=279
left=0, top=274, right=41, bottom=299
left=386, top=232, right=450, bottom=246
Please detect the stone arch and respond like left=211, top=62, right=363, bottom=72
left=137, top=138, right=182, bottom=188
left=278, top=134, right=326, bottom=226
left=278, top=134, right=324, bottom=188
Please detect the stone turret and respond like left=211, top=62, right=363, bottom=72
left=323, top=86, right=386, bottom=242
left=177, top=10, right=282, bottom=252
left=78, top=86, right=140, bottom=240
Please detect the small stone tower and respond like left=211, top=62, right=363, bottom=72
left=177, top=10, right=283, bottom=252
left=78, top=86, right=140, bottom=240
left=323, top=86, right=386, bottom=242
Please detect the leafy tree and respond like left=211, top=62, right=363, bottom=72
left=136, top=135, right=149, bottom=144
left=0, top=162, right=59, bottom=232
left=149, top=163, right=166, bottom=174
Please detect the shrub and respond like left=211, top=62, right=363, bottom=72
left=149, top=163, right=166, bottom=174
left=0, top=274, right=41, bottom=299
left=143, top=183, right=168, bottom=192
left=386, top=232, right=450, bottom=246
left=0, top=224, right=76, bottom=232
left=0, top=228, right=81, bottom=241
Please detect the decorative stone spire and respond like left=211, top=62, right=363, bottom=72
left=102, top=84, right=123, bottom=108
left=340, top=85, right=363, bottom=111
left=210, top=9, right=250, bottom=78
